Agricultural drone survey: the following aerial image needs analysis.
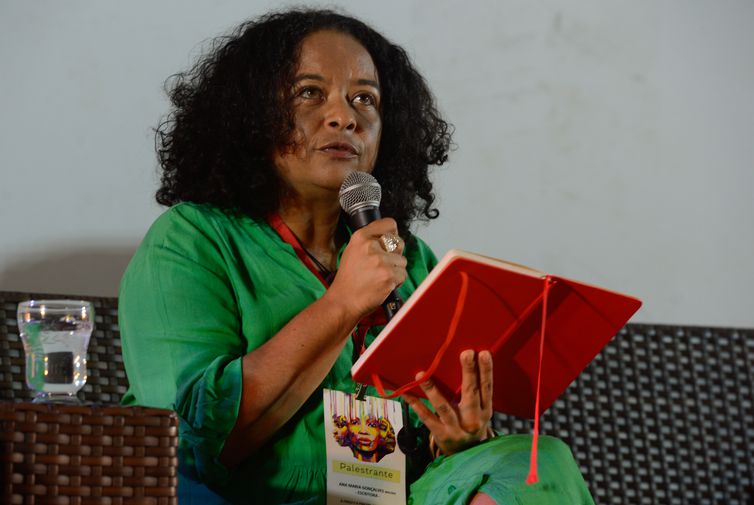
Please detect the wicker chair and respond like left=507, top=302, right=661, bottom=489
left=0, top=291, right=178, bottom=505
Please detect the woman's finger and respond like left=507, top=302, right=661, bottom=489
left=478, top=350, right=494, bottom=419
left=359, top=218, right=399, bottom=240
left=387, top=253, right=408, bottom=269
left=378, top=232, right=404, bottom=256
left=416, top=372, right=460, bottom=428
left=458, top=349, right=482, bottom=426
left=401, top=393, right=444, bottom=434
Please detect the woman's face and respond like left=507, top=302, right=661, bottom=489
left=273, top=30, right=382, bottom=202
left=349, top=416, right=380, bottom=452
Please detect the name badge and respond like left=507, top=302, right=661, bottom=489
left=323, top=389, right=407, bottom=505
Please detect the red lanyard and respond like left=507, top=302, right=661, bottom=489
left=266, top=213, right=387, bottom=355
left=267, top=213, right=332, bottom=286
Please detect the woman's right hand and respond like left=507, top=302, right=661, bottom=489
left=325, top=218, right=407, bottom=321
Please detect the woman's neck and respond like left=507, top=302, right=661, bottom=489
left=277, top=198, right=342, bottom=271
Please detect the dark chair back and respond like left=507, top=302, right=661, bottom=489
left=494, top=323, right=754, bottom=505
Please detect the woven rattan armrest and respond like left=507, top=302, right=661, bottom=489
left=0, top=402, right=178, bottom=505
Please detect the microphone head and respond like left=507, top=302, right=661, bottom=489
left=339, top=171, right=381, bottom=215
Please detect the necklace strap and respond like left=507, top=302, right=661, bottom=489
left=301, top=247, right=334, bottom=283
left=267, top=213, right=332, bottom=287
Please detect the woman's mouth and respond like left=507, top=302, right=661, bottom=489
left=318, top=142, right=358, bottom=159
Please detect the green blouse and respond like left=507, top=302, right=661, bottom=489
left=119, top=202, right=594, bottom=504
left=119, top=202, right=436, bottom=503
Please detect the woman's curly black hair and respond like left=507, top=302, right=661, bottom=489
left=156, top=8, right=452, bottom=238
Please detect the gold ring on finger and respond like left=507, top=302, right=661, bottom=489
left=379, top=233, right=400, bottom=253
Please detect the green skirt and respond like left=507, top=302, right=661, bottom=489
left=408, top=435, right=595, bottom=505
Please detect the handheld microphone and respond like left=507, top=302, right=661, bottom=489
left=338, top=171, right=403, bottom=319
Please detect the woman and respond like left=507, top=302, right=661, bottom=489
left=119, top=8, right=594, bottom=504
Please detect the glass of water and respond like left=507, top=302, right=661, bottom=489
left=17, top=300, right=94, bottom=403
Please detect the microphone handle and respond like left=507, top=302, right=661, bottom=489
left=347, top=206, right=381, bottom=229
left=346, top=206, right=404, bottom=318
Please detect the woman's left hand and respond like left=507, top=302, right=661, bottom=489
left=402, top=349, right=494, bottom=456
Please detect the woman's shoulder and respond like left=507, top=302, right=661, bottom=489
left=142, top=203, right=265, bottom=246
left=149, top=202, right=252, bottom=232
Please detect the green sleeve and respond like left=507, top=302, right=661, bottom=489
left=119, top=205, right=243, bottom=486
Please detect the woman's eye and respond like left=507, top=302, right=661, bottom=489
left=298, top=87, right=321, bottom=99
left=353, top=93, right=377, bottom=107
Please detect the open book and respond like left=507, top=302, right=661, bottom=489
left=351, top=249, right=642, bottom=419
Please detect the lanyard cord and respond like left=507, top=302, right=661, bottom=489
left=267, top=213, right=333, bottom=287
left=303, top=249, right=335, bottom=284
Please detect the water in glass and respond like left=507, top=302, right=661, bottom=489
left=17, top=300, right=94, bottom=402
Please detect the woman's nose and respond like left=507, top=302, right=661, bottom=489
left=325, top=98, right=356, bottom=131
